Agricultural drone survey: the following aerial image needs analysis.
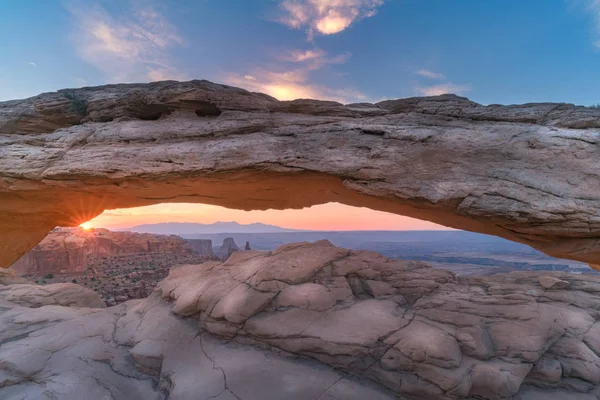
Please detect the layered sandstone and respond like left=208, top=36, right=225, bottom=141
left=156, top=240, right=600, bottom=399
left=1, top=80, right=600, bottom=268
left=2, top=241, right=600, bottom=399
left=9, top=227, right=193, bottom=275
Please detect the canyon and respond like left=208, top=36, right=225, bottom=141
left=9, top=227, right=209, bottom=275
left=1, top=80, right=600, bottom=269
left=9, top=227, right=220, bottom=306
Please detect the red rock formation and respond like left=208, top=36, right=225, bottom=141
left=9, top=227, right=191, bottom=275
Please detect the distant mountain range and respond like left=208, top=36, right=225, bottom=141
left=122, top=221, right=300, bottom=235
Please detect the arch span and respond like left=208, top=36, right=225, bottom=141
left=1, top=80, right=600, bottom=269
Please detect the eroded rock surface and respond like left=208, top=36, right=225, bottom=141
left=185, top=239, right=215, bottom=257
left=0, top=282, right=397, bottom=400
left=0, top=269, right=29, bottom=285
left=0, top=281, right=106, bottom=308
left=3, top=240, right=600, bottom=399
left=1, top=80, right=600, bottom=268
left=157, top=241, right=600, bottom=400
left=215, top=237, right=241, bottom=261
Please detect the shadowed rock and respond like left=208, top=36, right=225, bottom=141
left=1, top=80, right=600, bottom=269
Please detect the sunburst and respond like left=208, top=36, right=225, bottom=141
left=79, top=222, right=93, bottom=231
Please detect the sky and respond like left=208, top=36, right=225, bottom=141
left=83, top=202, right=447, bottom=231
left=2, top=0, right=599, bottom=230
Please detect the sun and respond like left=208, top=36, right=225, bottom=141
left=79, top=222, right=93, bottom=231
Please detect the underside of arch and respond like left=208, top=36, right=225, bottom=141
left=1, top=80, right=599, bottom=269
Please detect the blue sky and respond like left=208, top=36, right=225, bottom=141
left=1, top=0, right=600, bottom=106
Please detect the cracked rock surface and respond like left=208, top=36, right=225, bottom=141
left=0, top=281, right=106, bottom=308
left=2, top=80, right=600, bottom=269
left=157, top=240, right=600, bottom=400
left=3, top=240, right=600, bottom=399
left=0, top=245, right=398, bottom=400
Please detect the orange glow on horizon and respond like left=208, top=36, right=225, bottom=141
left=81, top=202, right=452, bottom=231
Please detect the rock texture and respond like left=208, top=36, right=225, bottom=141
left=156, top=241, right=600, bottom=400
left=0, top=271, right=397, bottom=399
left=0, top=268, right=29, bottom=285
left=215, top=237, right=240, bottom=261
left=185, top=239, right=214, bottom=257
left=1, top=80, right=600, bottom=268
left=3, top=240, right=600, bottom=399
left=10, top=227, right=192, bottom=275
left=0, top=274, right=105, bottom=308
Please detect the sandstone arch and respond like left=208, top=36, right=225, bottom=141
left=1, top=80, right=600, bottom=269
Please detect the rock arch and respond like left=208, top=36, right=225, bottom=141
left=1, top=80, right=600, bottom=269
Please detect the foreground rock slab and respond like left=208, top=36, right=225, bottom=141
left=0, top=281, right=105, bottom=308
left=1, top=80, right=600, bottom=268
left=158, top=241, right=600, bottom=400
left=3, top=241, right=600, bottom=399
left=0, top=287, right=396, bottom=400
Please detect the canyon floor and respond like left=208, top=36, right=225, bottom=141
left=2, top=240, right=600, bottom=399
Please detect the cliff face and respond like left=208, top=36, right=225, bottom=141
left=1, top=80, right=600, bottom=269
left=9, top=227, right=191, bottom=275
left=184, top=239, right=214, bottom=257
left=215, top=237, right=241, bottom=261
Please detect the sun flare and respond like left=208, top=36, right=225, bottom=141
left=79, top=222, right=93, bottom=231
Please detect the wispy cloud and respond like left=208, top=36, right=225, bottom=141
left=277, top=47, right=351, bottom=69
left=225, top=66, right=367, bottom=103
left=224, top=47, right=366, bottom=103
left=65, top=0, right=187, bottom=83
left=280, top=48, right=327, bottom=62
left=416, top=82, right=472, bottom=96
left=277, top=0, right=385, bottom=38
left=28, top=62, right=37, bottom=68
left=416, top=69, right=445, bottom=80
